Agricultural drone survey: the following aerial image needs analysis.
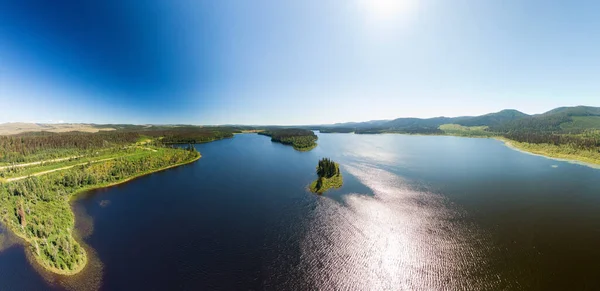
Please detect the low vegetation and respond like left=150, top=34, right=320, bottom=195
left=310, top=158, right=343, bottom=194
left=259, top=128, right=318, bottom=151
left=438, top=124, right=494, bottom=137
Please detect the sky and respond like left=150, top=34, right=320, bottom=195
left=1, top=0, right=599, bottom=125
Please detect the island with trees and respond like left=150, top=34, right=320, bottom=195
left=310, top=158, right=343, bottom=194
left=0, top=126, right=237, bottom=275
left=258, top=128, right=318, bottom=151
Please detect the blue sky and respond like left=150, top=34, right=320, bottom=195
left=1, top=0, right=599, bottom=125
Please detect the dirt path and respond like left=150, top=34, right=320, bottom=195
left=0, top=155, right=84, bottom=170
left=6, top=157, right=115, bottom=182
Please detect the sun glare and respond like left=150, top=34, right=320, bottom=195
left=359, top=0, right=417, bottom=27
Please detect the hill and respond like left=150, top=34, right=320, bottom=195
left=456, top=109, right=529, bottom=127
left=316, top=106, right=600, bottom=134
left=495, top=106, right=600, bottom=133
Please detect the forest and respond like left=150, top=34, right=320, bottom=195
left=258, top=128, right=318, bottom=151
left=0, top=131, right=140, bottom=164
left=316, top=128, right=354, bottom=133
left=0, top=127, right=237, bottom=165
left=316, top=158, right=339, bottom=178
left=139, top=127, right=238, bottom=144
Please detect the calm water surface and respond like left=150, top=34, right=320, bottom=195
left=1, top=133, right=600, bottom=290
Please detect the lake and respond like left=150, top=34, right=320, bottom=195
left=1, top=133, right=600, bottom=290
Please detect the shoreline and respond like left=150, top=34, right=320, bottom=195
left=69, top=152, right=201, bottom=203
left=1, top=152, right=201, bottom=276
left=493, top=137, right=600, bottom=169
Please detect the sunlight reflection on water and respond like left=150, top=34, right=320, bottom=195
left=299, top=163, right=498, bottom=290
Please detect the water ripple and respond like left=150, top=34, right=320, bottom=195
left=295, top=164, right=499, bottom=290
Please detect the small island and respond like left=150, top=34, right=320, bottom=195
left=310, top=158, right=343, bottom=194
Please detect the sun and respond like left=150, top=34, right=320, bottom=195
left=359, top=0, right=417, bottom=26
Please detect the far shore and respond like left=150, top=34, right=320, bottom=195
left=319, top=131, right=600, bottom=170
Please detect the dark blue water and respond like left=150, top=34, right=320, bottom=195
left=2, top=133, right=600, bottom=290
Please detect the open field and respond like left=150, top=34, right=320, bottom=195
left=439, top=124, right=493, bottom=137
left=0, top=123, right=115, bottom=135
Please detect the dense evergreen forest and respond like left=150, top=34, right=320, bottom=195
left=0, top=127, right=238, bottom=164
left=316, top=158, right=339, bottom=178
left=0, top=131, right=140, bottom=164
left=258, top=128, right=318, bottom=151
left=140, top=127, right=238, bottom=144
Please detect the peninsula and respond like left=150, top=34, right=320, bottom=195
left=258, top=128, right=318, bottom=151
left=0, top=126, right=237, bottom=275
left=310, top=158, right=343, bottom=194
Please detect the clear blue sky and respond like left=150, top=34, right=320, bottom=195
left=1, top=0, right=599, bottom=125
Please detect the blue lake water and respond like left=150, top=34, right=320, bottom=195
left=1, top=133, right=600, bottom=290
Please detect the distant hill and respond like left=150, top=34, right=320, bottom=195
left=496, top=106, right=600, bottom=133
left=329, top=120, right=390, bottom=129
left=542, top=106, right=600, bottom=117
left=456, top=109, right=529, bottom=127
left=318, top=106, right=600, bottom=134
left=382, top=116, right=469, bottom=129
left=319, top=109, right=528, bottom=131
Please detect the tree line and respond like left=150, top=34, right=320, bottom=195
left=141, top=127, right=238, bottom=144
left=0, top=131, right=140, bottom=163
left=504, top=131, right=600, bottom=151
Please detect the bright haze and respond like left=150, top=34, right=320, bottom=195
left=1, top=0, right=599, bottom=125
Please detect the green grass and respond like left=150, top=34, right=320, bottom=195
left=439, top=124, right=494, bottom=137
left=560, top=116, right=600, bottom=132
